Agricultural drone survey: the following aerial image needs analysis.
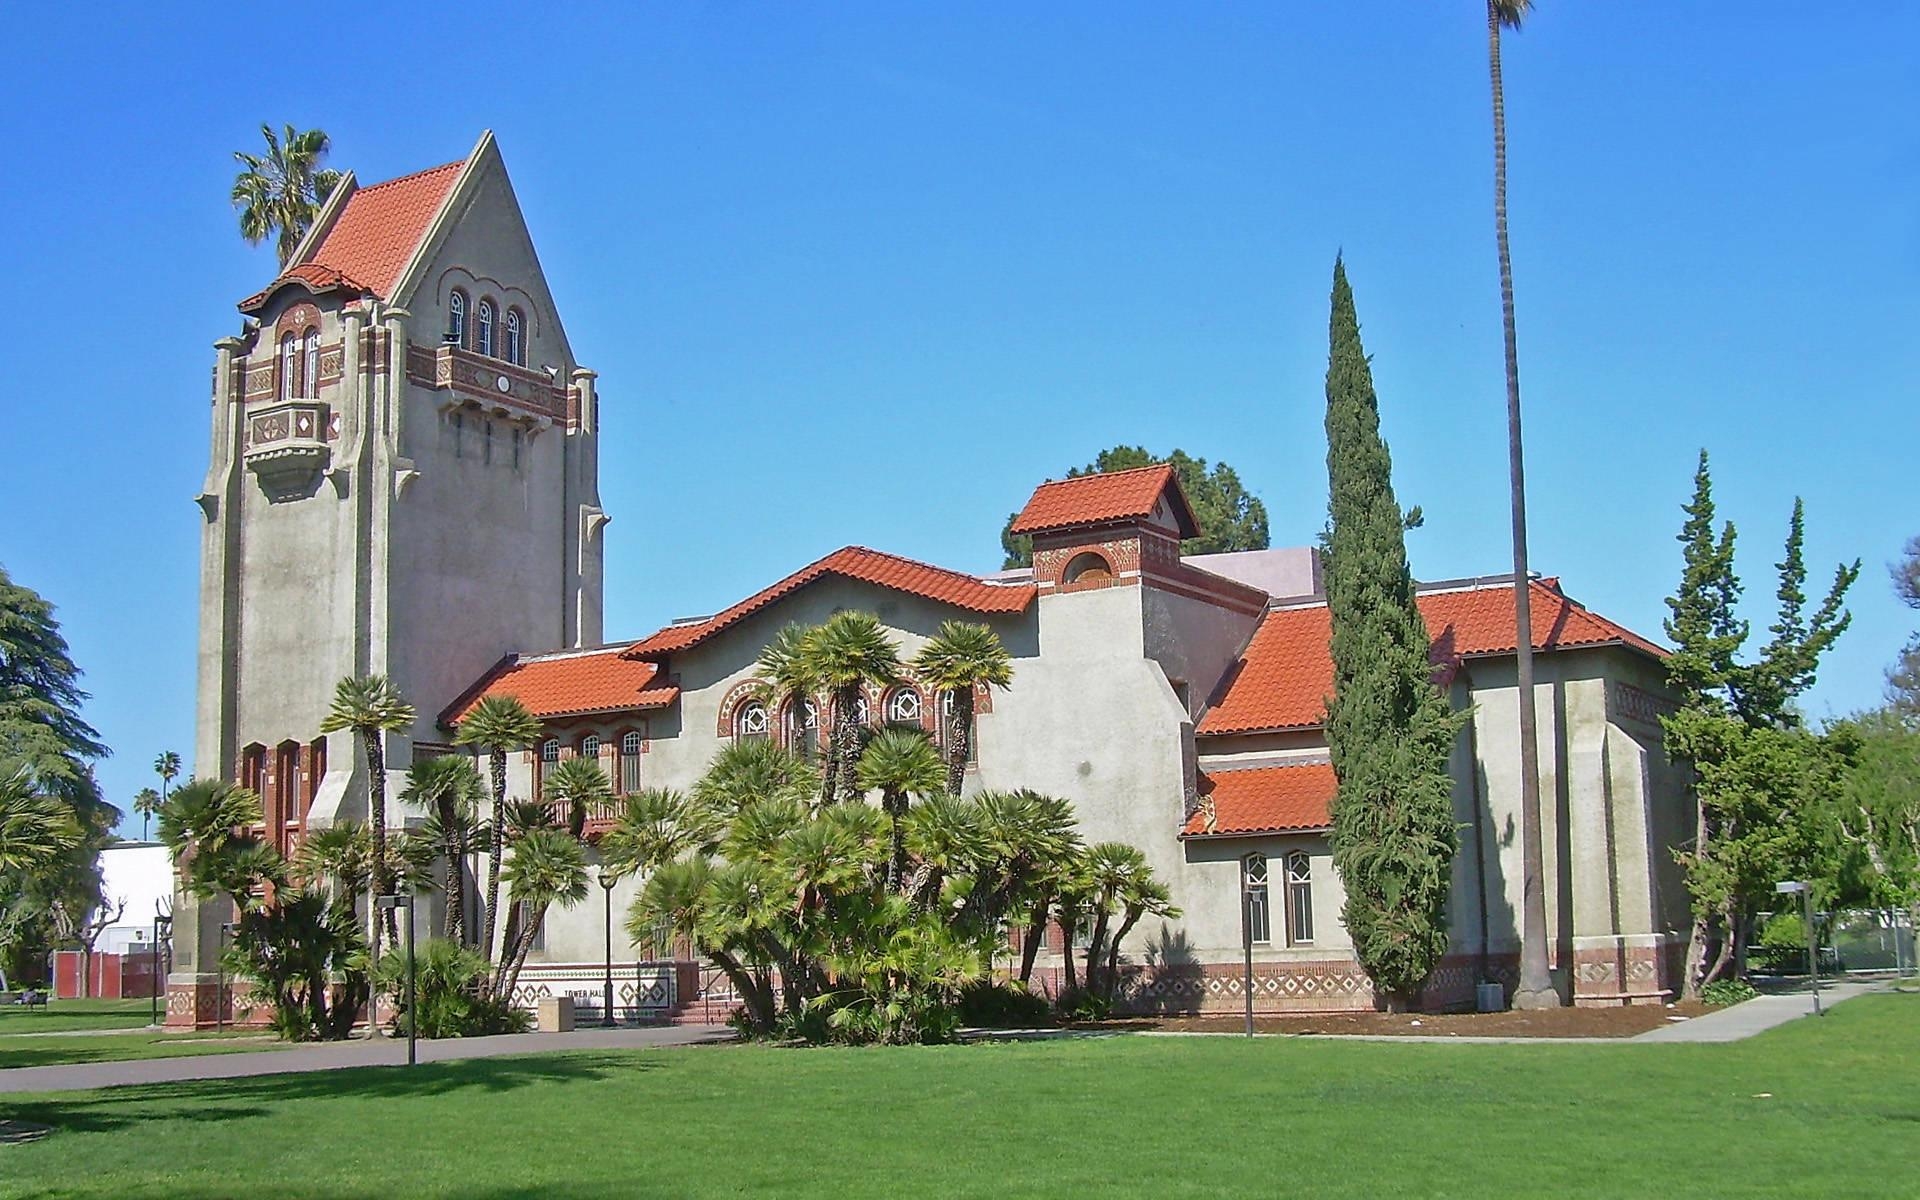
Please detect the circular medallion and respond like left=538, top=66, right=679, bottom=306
left=496, top=375, right=511, bottom=394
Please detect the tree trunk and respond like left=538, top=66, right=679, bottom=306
left=1018, top=897, right=1049, bottom=985
left=482, top=748, right=507, bottom=964
left=834, top=687, right=865, bottom=805
left=1105, top=906, right=1145, bottom=1003
left=1060, top=906, right=1080, bottom=995
left=500, top=902, right=547, bottom=1002
left=1491, top=1, right=1555, bottom=1013
left=885, top=790, right=907, bottom=892
left=1084, top=905, right=1112, bottom=1000
left=944, top=688, right=973, bottom=797
left=367, top=735, right=392, bottom=954
left=1680, top=797, right=1714, bottom=1000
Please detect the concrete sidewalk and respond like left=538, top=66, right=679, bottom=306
left=1632, top=980, right=1881, bottom=1043
left=0, top=1023, right=733, bottom=1095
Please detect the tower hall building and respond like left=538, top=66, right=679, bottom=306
left=171, top=136, right=1691, bottom=1025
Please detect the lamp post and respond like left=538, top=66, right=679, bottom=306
left=1775, top=881, right=1821, bottom=1017
left=374, top=894, right=417, bottom=1065
left=150, top=907, right=172, bottom=1027
left=599, top=869, right=619, bottom=1028
left=1240, top=863, right=1255, bottom=1038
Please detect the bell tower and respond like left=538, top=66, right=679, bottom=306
left=169, top=132, right=606, bottom=1026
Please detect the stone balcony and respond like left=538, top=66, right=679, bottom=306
left=244, top=402, right=333, bottom=500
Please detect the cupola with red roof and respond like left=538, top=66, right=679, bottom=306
left=1009, top=463, right=1203, bottom=595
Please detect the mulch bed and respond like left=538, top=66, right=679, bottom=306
left=1078, top=1002, right=1716, bottom=1039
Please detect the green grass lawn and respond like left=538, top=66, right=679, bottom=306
left=2, top=993, right=1914, bottom=1200
left=0, top=1029, right=281, bottom=1071
left=0, top=999, right=156, bottom=1035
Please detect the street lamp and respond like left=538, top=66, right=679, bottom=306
left=374, top=894, right=417, bottom=1065
left=150, top=907, right=172, bottom=1028
left=1775, top=881, right=1822, bottom=1017
left=599, top=869, right=621, bottom=1028
left=1239, top=862, right=1255, bottom=1038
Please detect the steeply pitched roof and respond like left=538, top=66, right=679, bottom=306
left=441, top=646, right=679, bottom=727
left=1181, top=762, right=1336, bottom=838
left=240, top=159, right=465, bottom=312
left=1008, top=464, right=1200, bottom=538
left=621, top=546, right=1036, bottom=661
left=1195, top=578, right=1665, bottom=736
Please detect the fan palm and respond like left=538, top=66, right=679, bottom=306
left=131, top=787, right=161, bottom=841
left=600, top=787, right=713, bottom=880
left=756, top=624, right=824, bottom=760
left=403, top=755, right=485, bottom=941
left=807, top=612, right=902, bottom=804
left=693, top=737, right=818, bottom=815
left=856, top=728, right=947, bottom=890
left=156, top=778, right=283, bottom=903
left=543, top=755, right=613, bottom=839
left=454, top=694, right=543, bottom=965
left=1487, top=0, right=1556, bottom=1011
left=290, top=821, right=373, bottom=907
left=0, top=768, right=77, bottom=874
left=320, top=675, right=415, bottom=951
left=496, top=828, right=589, bottom=1000
left=231, top=124, right=343, bottom=266
left=911, top=621, right=1014, bottom=795
left=900, top=792, right=988, bottom=910
left=153, top=750, right=182, bottom=804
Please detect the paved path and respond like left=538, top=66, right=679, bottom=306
left=0, top=1024, right=733, bottom=1095
left=1632, top=980, right=1881, bottom=1043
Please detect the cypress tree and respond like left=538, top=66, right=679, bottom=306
left=1321, top=259, right=1463, bottom=1010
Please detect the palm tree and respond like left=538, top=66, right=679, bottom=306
left=692, top=737, right=819, bottom=816
left=496, top=828, right=589, bottom=1001
left=911, top=621, right=1014, bottom=795
left=856, top=728, right=947, bottom=890
left=453, top=695, right=543, bottom=965
left=756, top=624, right=824, bottom=761
left=290, top=821, right=373, bottom=906
left=806, top=612, right=902, bottom=805
left=153, top=751, right=182, bottom=807
left=402, top=756, right=485, bottom=942
left=544, top=755, right=613, bottom=840
left=1488, top=0, right=1556, bottom=1011
left=600, top=787, right=712, bottom=881
left=0, top=768, right=76, bottom=874
left=319, top=675, right=416, bottom=952
left=155, top=778, right=279, bottom=902
left=231, top=124, right=344, bottom=266
left=131, top=787, right=162, bottom=842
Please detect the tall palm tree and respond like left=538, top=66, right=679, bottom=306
left=1488, top=0, right=1557, bottom=1010
left=231, top=124, right=344, bottom=266
left=131, top=787, right=162, bottom=842
left=544, top=755, right=613, bottom=840
left=806, top=612, right=902, bottom=805
left=319, top=675, right=416, bottom=952
left=454, top=695, right=543, bottom=965
left=756, top=624, right=824, bottom=761
left=911, top=621, right=1014, bottom=795
left=495, top=828, right=589, bottom=1001
left=0, top=768, right=76, bottom=874
left=153, top=751, right=182, bottom=807
left=402, top=755, right=485, bottom=942
left=856, top=728, right=948, bottom=890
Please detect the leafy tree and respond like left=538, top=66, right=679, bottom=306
left=320, top=675, right=415, bottom=953
left=856, top=727, right=947, bottom=889
left=231, top=124, right=343, bottom=266
left=1829, top=711, right=1920, bottom=937
left=1660, top=453, right=1859, bottom=996
left=1889, top=536, right=1920, bottom=719
left=911, top=621, right=1014, bottom=795
left=1320, top=259, right=1463, bottom=1012
left=0, top=768, right=77, bottom=874
left=1000, top=447, right=1270, bottom=568
left=453, top=694, right=543, bottom=965
left=1485, top=0, right=1556, bottom=1011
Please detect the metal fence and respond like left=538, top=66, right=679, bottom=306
left=1752, top=909, right=1916, bottom=977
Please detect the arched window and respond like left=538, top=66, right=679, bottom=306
left=301, top=331, right=320, bottom=398
left=580, top=733, right=601, bottom=762
left=1063, top=551, right=1114, bottom=585
left=541, top=738, right=562, bottom=764
left=278, top=335, right=296, bottom=401
left=618, top=730, right=644, bottom=794
left=308, top=737, right=327, bottom=811
left=476, top=299, right=496, bottom=357
left=448, top=290, right=467, bottom=346
left=1286, top=851, right=1314, bottom=945
left=885, top=687, right=922, bottom=727
left=785, top=698, right=819, bottom=757
left=848, top=692, right=871, bottom=726
left=534, top=736, right=561, bottom=797
left=734, top=700, right=769, bottom=740
left=505, top=308, right=524, bottom=365
left=1242, top=853, right=1271, bottom=946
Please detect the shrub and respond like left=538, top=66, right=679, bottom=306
left=957, top=980, right=1053, bottom=1028
left=375, top=938, right=528, bottom=1038
left=1701, top=978, right=1759, bottom=1007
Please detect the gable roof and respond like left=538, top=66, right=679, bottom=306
left=1008, top=464, right=1200, bottom=539
left=622, top=546, right=1036, bottom=661
left=441, top=646, right=679, bottom=727
left=239, top=158, right=466, bottom=313
left=1181, top=762, right=1336, bottom=838
left=1195, top=578, right=1666, bottom=736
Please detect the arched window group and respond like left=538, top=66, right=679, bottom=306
left=1240, top=851, right=1312, bottom=946
left=447, top=288, right=527, bottom=366
left=276, top=328, right=324, bottom=401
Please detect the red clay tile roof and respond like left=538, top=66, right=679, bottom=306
left=622, top=546, right=1036, bottom=661
left=240, top=160, right=464, bottom=312
left=1008, top=464, right=1200, bottom=538
left=442, top=646, right=680, bottom=726
left=1182, top=762, right=1336, bottom=838
left=1195, top=579, right=1666, bottom=736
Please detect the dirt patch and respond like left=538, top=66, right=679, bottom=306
left=1080, top=1002, right=1717, bottom=1039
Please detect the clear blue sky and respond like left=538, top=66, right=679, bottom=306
left=2, top=5, right=1914, bottom=834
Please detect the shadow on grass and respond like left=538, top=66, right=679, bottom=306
left=0, top=1039, right=271, bottom=1071
left=5, top=1052, right=651, bottom=1138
